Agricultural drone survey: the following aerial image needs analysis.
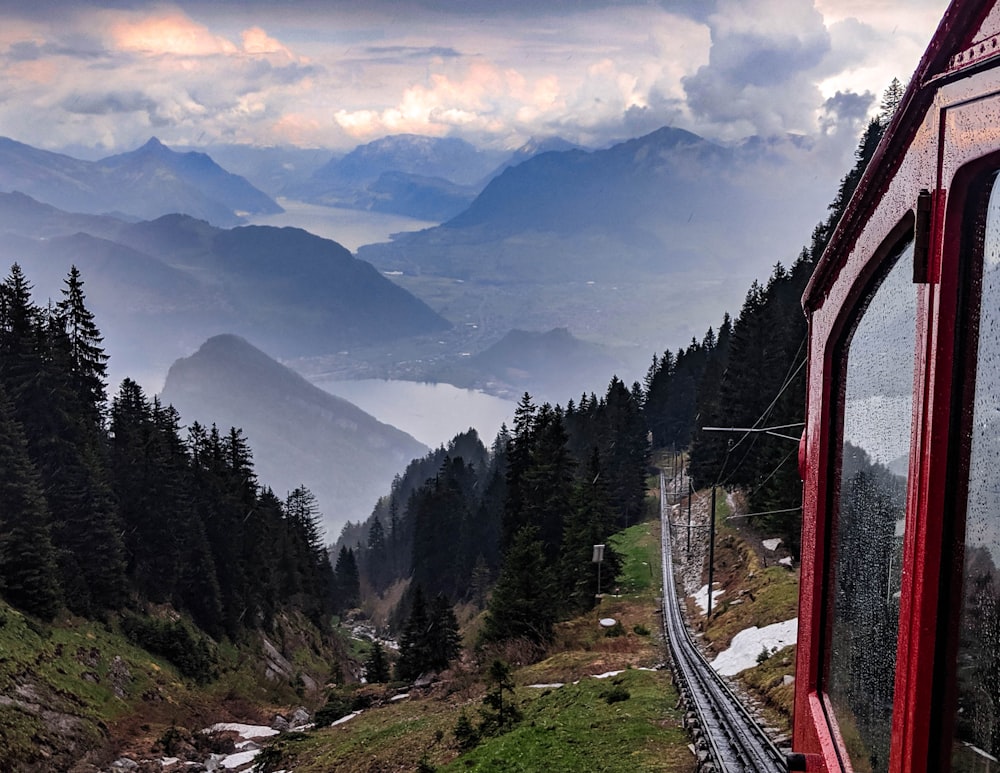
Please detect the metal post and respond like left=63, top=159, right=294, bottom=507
left=671, top=445, right=676, bottom=503
left=593, top=544, right=605, bottom=599
left=686, top=479, right=692, bottom=556
left=707, top=486, right=717, bottom=619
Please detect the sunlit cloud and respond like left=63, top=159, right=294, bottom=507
left=110, top=12, right=239, bottom=56
left=0, top=0, right=949, bottom=157
left=241, top=27, right=292, bottom=57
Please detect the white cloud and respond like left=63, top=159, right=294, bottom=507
left=0, top=0, right=950, bottom=156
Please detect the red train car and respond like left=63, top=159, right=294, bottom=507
left=794, top=1, right=1000, bottom=771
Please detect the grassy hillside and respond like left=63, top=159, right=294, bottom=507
left=0, top=602, right=344, bottom=771
left=253, top=519, right=697, bottom=773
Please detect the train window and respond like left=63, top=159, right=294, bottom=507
left=951, top=175, right=1000, bottom=772
left=826, top=242, right=916, bottom=773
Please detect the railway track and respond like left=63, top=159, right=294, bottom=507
left=659, top=473, right=786, bottom=773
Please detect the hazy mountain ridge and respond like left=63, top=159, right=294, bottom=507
left=0, top=193, right=450, bottom=387
left=307, top=134, right=506, bottom=188
left=160, top=334, right=429, bottom=535
left=0, top=136, right=282, bottom=227
left=432, top=327, right=628, bottom=404
left=281, top=134, right=582, bottom=222
left=356, top=126, right=827, bottom=283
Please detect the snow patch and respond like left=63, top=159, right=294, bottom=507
left=779, top=556, right=793, bottom=567
left=762, top=538, right=782, bottom=551
left=527, top=683, right=565, bottom=689
left=711, top=618, right=798, bottom=676
left=203, top=723, right=279, bottom=739
left=691, top=583, right=723, bottom=615
left=221, top=749, right=261, bottom=769
left=329, top=711, right=361, bottom=726
left=592, top=670, right=625, bottom=679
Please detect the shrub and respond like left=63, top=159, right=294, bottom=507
left=120, top=614, right=217, bottom=683
left=314, top=693, right=353, bottom=728
left=453, top=711, right=479, bottom=751
left=601, top=686, right=631, bottom=704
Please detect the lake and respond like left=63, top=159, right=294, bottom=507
left=248, top=199, right=436, bottom=252
left=316, top=378, right=515, bottom=449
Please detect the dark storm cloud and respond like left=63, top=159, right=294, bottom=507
left=6, top=33, right=106, bottom=61
left=819, top=89, right=874, bottom=134
left=623, top=90, right=686, bottom=136
left=822, top=90, right=873, bottom=123
left=242, top=59, right=321, bottom=85
left=61, top=90, right=159, bottom=116
left=1, top=0, right=718, bottom=21
left=681, top=1, right=831, bottom=135
left=364, top=45, right=462, bottom=60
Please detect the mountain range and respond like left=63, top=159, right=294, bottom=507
left=357, top=127, right=825, bottom=282
left=0, top=136, right=282, bottom=227
left=0, top=127, right=836, bottom=407
left=160, top=334, right=428, bottom=539
left=0, top=192, right=449, bottom=388
left=281, top=134, right=582, bottom=221
left=346, top=127, right=836, bottom=381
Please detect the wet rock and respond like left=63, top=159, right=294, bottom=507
left=413, top=673, right=437, bottom=688
left=260, top=635, right=294, bottom=683
left=109, top=655, right=133, bottom=699
left=203, top=753, right=227, bottom=771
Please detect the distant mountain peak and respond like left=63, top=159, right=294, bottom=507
left=131, top=137, right=171, bottom=157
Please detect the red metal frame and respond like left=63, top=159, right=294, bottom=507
left=794, top=1, right=1000, bottom=771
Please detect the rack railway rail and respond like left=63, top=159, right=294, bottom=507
left=659, top=473, right=785, bottom=773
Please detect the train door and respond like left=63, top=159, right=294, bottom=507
left=793, top=2, right=1000, bottom=771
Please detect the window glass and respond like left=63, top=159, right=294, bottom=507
left=827, top=243, right=915, bottom=773
left=952, top=179, right=1000, bottom=773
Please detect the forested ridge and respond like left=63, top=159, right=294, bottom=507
left=0, top=263, right=336, bottom=642
left=342, top=378, right=650, bottom=672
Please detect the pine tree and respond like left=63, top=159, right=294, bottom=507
left=428, top=593, right=461, bottom=670
left=879, top=77, right=906, bottom=124
left=600, top=377, right=649, bottom=528
left=0, top=385, right=62, bottom=620
left=333, top=546, right=360, bottom=613
left=56, top=266, right=108, bottom=424
left=366, top=516, right=389, bottom=593
left=365, top=640, right=391, bottom=684
left=478, top=659, right=522, bottom=735
left=396, top=584, right=432, bottom=681
left=480, top=526, right=557, bottom=647
left=559, top=448, right=619, bottom=612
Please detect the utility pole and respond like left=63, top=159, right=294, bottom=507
left=707, top=486, right=717, bottom=619
left=686, top=479, right=692, bottom=556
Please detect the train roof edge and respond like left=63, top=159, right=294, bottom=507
left=803, top=0, right=994, bottom=312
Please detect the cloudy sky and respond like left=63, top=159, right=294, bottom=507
left=0, top=0, right=948, bottom=158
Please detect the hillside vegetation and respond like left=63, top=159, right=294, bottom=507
left=255, top=520, right=697, bottom=773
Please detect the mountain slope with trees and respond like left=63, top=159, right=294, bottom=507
left=160, top=334, right=428, bottom=537
left=0, top=263, right=342, bottom=633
